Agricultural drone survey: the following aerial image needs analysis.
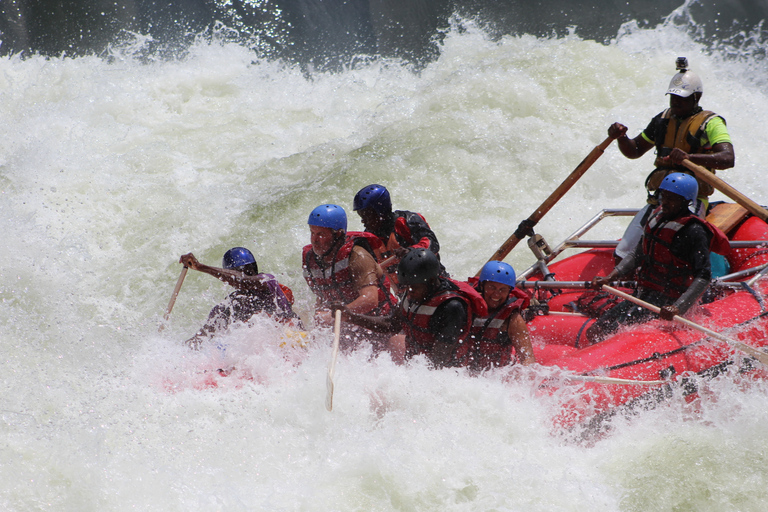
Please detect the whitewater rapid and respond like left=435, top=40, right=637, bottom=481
left=1, top=12, right=768, bottom=511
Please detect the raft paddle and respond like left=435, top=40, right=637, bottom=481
left=567, top=375, right=666, bottom=386
left=158, top=266, right=188, bottom=332
left=325, top=309, right=342, bottom=412
left=477, top=134, right=617, bottom=275
left=602, top=285, right=768, bottom=366
left=379, top=255, right=397, bottom=269
left=681, top=159, right=768, bottom=223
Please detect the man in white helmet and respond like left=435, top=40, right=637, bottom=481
left=609, top=57, right=735, bottom=261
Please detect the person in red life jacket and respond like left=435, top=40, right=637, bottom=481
left=587, top=173, right=730, bottom=344
left=180, top=247, right=303, bottom=350
left=353, top=184, right=448, bottom=284
left=302, top=204, right=396, bottom=351
left=611, top=57, right=734, bottom=262
left=332, top=248, right=487, bottom=369
left=469, top=261, right=535, bottom=370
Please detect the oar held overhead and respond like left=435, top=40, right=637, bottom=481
left=476, top=135, right=617, bottom=276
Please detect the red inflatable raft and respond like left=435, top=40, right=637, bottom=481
left=515, top=203, right=768, bottom=433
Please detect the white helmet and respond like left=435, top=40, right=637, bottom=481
left=666, top=58, right=703, bottom=98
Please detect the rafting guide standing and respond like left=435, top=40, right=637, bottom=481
left=611, top=57, right=735, bottom=262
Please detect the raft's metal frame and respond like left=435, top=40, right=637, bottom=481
left=715, top=262, right=768, bottom=288
left=517, top=208, right=639, bottom=282
left=517, top=207, right=768, bottom=286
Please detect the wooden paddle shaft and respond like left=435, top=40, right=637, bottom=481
left=602, top=285, right=768, bottom=365
left=567, top=375, right=666, bottom=386
left=479, top=135, right=617, bottom=272
left=329, top=309, right=342, bottom=378
left=379, top=255, right=397, bottom=269
left=158, top=266, right=188, bottom=332
left=682, top=159, right=768, bottom=223
left=325, top=309, right=342, bottom=412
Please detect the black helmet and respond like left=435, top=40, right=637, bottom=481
left=397, top=248, right=441, bottom=285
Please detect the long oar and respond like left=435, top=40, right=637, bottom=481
left=158, top=266, right=188, bottom=332
left=602, top=285, right=768, bottom=366
left=325, top=309, right=342, bottom=412
left=567, top=375, right=666, bottom=386
left=682, top=159, right=768, bottom=223
left=517, top=280, right=637, bottom=290
left=379, top=255, right=397, bottom=269
left=477, top=134, right=617, bottom=275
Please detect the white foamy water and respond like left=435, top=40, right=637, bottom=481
left=1, top=11, right=768, bottom=511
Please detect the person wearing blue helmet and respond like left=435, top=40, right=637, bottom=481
left=302, top=204, right=396, bottom=351
left=179, top=247, right=302, bottom=349
left=353, top=184, right=447, bottom=283
left=588, top=172, right=730, bottom=343
left=610, top=57, right=734, bottom=261
left=469, top=261, right=535, bottom=369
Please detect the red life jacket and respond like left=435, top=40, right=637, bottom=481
left=637, top=207, right=728, bottom=298
left=279, top=283, right=294, bottom=305
left=402, top=279, right=488, bottom=366
left=389, top=211, right=432, bottom=251
left=302, top=231, right=395, bottom=314
left=468, top=288, right=528, bottom=370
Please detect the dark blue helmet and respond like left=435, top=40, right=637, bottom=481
left=353, top=184, right=392, bottom=215
left=223, top=247, right=257, bottom=270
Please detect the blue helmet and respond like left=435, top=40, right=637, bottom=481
left=478, top=261, right=516, bottom=288
left=353, top=184, right=392, bottom=214
left=659, top=172, right=698, bottom=203
left=223, top=247, right=257, bottom=270
left=308, top=204, right=347, bottom=231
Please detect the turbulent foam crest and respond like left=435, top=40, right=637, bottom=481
left=1, top=15, right=768, bottom=510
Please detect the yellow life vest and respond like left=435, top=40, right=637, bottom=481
left=646, top=109, right=720, bottom=197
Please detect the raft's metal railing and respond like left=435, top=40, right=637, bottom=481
left=517, top=208, right=639, bottom=282
left=516, top=207, right=768, bottom=287
left=715, top=262, right=768, bottom=288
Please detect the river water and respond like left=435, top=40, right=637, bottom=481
left=1, top=4, right=768, bottom=511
